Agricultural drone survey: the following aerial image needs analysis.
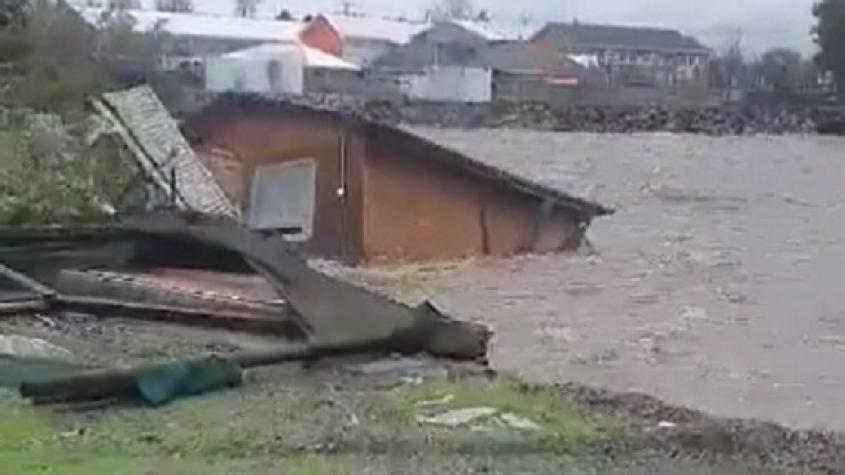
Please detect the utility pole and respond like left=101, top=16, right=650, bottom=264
left=519, top=13, right=531, bottom=40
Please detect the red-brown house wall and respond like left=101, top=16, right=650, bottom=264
left=190, top=111, right=365, bottom=259
left=361, top=135, right=582, bottom=262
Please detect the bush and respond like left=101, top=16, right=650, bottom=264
left=0, top=113, right=133, bottom=225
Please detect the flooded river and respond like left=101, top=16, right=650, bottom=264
left=340, top=130, right=845, bottom=432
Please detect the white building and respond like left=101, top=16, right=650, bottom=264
left=75, top=7, right=306, bottom=69
left=205, top=43, right=359, bottom=95
left=401, top=66, right=493, bottom=103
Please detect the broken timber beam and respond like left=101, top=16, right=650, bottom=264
left=117, top=212, right=491, bottom=361
left=20, top=344, right=382, bottom=405
left=52, top=295, right=304, bottom=338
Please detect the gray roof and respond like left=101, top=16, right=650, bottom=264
left=535, top=22, right=708, bottom=53
left=400, top=126, right=611, bottom=218
left=471, top=41, right=545, bottom=71
left=472, top=40, right=584, bottom=74
left=192, top=95, right=611, bottom=219
left=374, top=22, right=491, bottom=71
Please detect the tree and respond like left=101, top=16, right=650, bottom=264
left=0, top=0, right=27, bottom=28
left=234, top=0, right=262, bottom=18
left=108, top=0, right=142, bottom=10
left=813, top=0, right=845, bottom=92
left=759, top=47, right=802, bottom=91
left=475, top=9, right=490, bottom=23
left=721, top=38, right=747, bottom=88
left=155, top=0, right=194, bottom=13
left=275, top=9, right=293, bottom=21
left=3, top=0, right=108, bottom=115
left=429, top=0, right=474, bottom=21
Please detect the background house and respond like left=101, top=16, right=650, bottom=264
left=373, top=22, right=508, bottom=103
left=300, top=14, right=429, bottom=68
left=186, top=96, right=609, bottom=262
left=532, top=22, right=711, bottom=91
left=77, top=7, right=304, bottom=71
left=375, top=22, right=496, bottom=72
left=471, top=40, right=589, bottom=104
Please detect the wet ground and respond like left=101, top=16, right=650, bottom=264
left=337, top=131, right=845, bottom=433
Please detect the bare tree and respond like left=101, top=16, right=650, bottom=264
left=275, top=9, right=294, bottom=21
left=429, top=0, right=474, bottom=21
left=108, top=0, right=141, bottom=10
left=0, top=0, right=28, bottom=28
left=155, top=0, right=194, bottom=13
left=234, top=0, right=262, bottom=18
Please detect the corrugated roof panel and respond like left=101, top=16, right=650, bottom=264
left=100, top=86, right=239, bottom=217
left=78, top=7, right=303, bottom=42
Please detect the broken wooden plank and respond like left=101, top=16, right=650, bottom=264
left=53, top=295, right=304, bottom=338
left=0, top=299, right=47, bottom=316
left=0, top=263, right=57, bottom=298
left=117, top=212, right=491, bottom=360
left=20, top=356, right=243, bottom=406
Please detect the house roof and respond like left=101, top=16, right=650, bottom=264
left=535, top=22, right=709, bottom=53
left=471, top=40, right=584, bottom=75
left=319, top=14, right=429, bottom=44
left=77, top=7, right=304, bottom=43
left=374, top=22, right=493, bottom=71
left=396, top=126, right=610, bottom=218
left=191, top=94, right=611, bottom=220
left=223, top=43, right=360, bottom=70
left=449, top=20, right=510, bottom=41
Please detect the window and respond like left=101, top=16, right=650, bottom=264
left=248, top=159, right=317, bottom=240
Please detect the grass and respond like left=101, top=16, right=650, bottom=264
left=0, top=390, right=353, bottom=475
left=388, top=377, right=598, bottom=453
left=0, top=375, right=603, bottom=474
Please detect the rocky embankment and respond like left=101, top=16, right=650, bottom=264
left=287, top=94, right=845, bottom=135
left=366, top=102, right=844, bottom=135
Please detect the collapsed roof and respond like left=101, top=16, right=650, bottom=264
left=92, top=85, right=239, bottom=217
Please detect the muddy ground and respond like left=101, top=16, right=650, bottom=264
left=2, top=315, right=845, bottom=474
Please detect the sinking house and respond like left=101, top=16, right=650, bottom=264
left=187, top=95, right=611, bottom=262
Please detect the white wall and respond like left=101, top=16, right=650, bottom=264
left=205, top=51, right=305, bottom=95
left=402, top=66, right=492, bottom=103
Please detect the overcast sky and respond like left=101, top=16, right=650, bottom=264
left=135, top=0, right=820, bottom=57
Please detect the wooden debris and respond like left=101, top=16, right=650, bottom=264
left=118, top=212, right=491, bottom=360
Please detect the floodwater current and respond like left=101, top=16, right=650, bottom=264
left=343, top=130, right=845, bottom=432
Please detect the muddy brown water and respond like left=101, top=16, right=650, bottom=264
left=340, top=130, right=845, bottom=433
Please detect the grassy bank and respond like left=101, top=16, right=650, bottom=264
left=0, top=375, right=604, bottom=475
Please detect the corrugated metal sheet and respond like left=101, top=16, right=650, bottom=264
left=98, top=86, right=239, bottom=217
left=77, top=7, right=303, bottom=43
left=321, top=14, right=429, bottom=44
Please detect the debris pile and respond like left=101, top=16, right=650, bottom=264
left=0, top=212, right=491, bottom=405
left=0, top=86, right=490, bottom=407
